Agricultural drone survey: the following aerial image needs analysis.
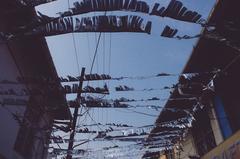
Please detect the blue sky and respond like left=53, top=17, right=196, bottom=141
left=36, top=0, right=217, bottom=158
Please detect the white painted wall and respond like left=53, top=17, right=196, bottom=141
left=0, top=38, right=54, bottom=159
left=0, top=38, right=28, bottom=159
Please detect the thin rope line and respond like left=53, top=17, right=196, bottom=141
left=86, top=111, right=118, bottom=147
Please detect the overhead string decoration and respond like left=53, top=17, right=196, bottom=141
left=53, top=117, right=192, bottom=136
left=161, top=25, right=178, bottom=38
left=76, top=122, right=133, bottom=128
left=116, top=85, right=174, bottom=92
left=63, top=83, right=109, bottom=94
left=115, top=85, right=134, bottom=91
left=58, top=0, right=205, bottom=24
left=8, top=14, right=152, bottom=38
left=160, top=25, right=219, bottom=40
left=4, top=71, right=215, bottom=84
left=4, top=0, right=206, bottom=39
left=160, top=25, right=201, bottom=40
left=60, top=74, right=112, bottom=82
left=150, top=0, right=205, bottom=24
left=67, top=96, right=198, bottom=108
left=163, top=23, right=240, bottom=44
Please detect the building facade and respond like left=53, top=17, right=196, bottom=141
left=147, top=0, right=240, bottom=158
left=0, top=1, right=71, bottom=159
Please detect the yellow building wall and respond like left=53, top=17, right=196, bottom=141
left=178, top=134, right=198, bottom=159
left=159, top=155, right=167, bottom=159
left=202, top=130, right=240, bottom=159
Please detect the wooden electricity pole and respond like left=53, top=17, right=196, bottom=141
left=66, top=67, right=85, bottom=159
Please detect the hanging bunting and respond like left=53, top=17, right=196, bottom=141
left=150, top=0, right=204, bottom=24
left=163, top=24, right=240, bottom=53
left=156, top=73, right=172, bottom=76
left=105, top=137, right=144, bottom=142
left=63, top=83, right=109, bottom=94
left=161, top=26, right=200, bottom=39
left=76, top=128, right=98, bottom=133
left=117, top=86, right=172, bottom=96
left=161, top=26, right=232, bottom=41
left=83, top=84, right=109, bottom=94
left=48, top=131, right=186, bottom=158
left=0, top=83, right=110, bottom=96
left=106, top=123, right=133, bottom=127
left=54, top=116, right=193, bottom=136
left=0, top=71, right=217, bottom=85
left=59, top=74, right=111, bottom=82
left=85, top=95, right=196, bottom=104
left=4, top=0, right=206, bottom=39
left=115, top=85, right=134, bottom=91
left=52, top=0, right=204, bottom=24
left=60, top=0, right=150, bottom=16
left=84, top=73, right=112, bottom=81
left=76, top=122, right=133, bottom=128
left=176, top=34, right=201, bottom=40
left=68, top=96, right=197, bottom=108
left=155, top=116, right=194, bottom=129
left=161, top=25, right=178, bottom=38
left=10, top=15, right=152, bottom=37
left=52, top=125, right=185, bottom=144
left=102, top=133, right=178, bottom=142
left=87, top=117, right=192, bottom=132
left=11, top=73, right=111, bottom=84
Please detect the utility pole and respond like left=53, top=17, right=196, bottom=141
left=66, top=67, right=85, bottom=159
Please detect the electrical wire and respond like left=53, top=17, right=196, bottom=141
left=0, top=70, right=218, bottom=85
left=86, top=111, right=118, bottom=147
left=116, top=108, right=158, bottom=117
left=67, top=0, right=81, bottom=75
left=89, top=32, right=102, bottom=73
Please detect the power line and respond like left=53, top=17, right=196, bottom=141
left=90, top=30, right=102, bottom=73
left=67, top=0, right=81, bottom=75
left=119, top=108, right=158, bottom=117
left=86, top=111, right=118, bottom=147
